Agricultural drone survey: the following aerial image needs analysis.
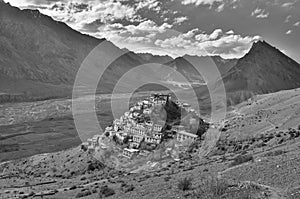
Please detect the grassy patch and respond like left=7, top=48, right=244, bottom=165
left=191, top=177, right=263, bottom=199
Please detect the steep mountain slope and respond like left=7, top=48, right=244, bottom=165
left=0, top=1, right=149, bottom=101
left=221, top=40, right=300, bottom=105
left=0, top=1, right=103, bottom=84
left=223, top=40, right=300, bottom=93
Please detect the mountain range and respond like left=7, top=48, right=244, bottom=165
left=1, top=1, right=300, bottom=104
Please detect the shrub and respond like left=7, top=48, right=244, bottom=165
left=122, top=184, right=135, bottom=193
left=192, top=177, right=229, bottom=199
left=178, top=177, right=193, bottom=191
left=75, top=190, right=92, bottom=198
left=69, top=185, right=77, bottom=190
left=220, top=127, right=227, bottom=132
left=87, top=160, right=104, bottom=172
left=98, top=185, right=115, bottom=198
left=230, top=154, right=254, bottom=167
left=164, top=176, right=172, bottom=182
left=51, top=167, right=57, bottom=173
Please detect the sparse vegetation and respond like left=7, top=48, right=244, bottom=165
left=164, top=176, right=172, bottom=182
left=191, top=178, right=263, bottom=199
left=177, top=177, right=193, bottom=191
left=98, top=185, right=115, bottom=198
left=121, top=184, right=135, bottom=193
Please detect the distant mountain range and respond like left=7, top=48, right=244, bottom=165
left=1, top=1, right=300, bottom=104
left=165, top=55, right=237, bottom=84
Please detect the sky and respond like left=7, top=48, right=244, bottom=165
left=4, top=0, right=300, bottom=62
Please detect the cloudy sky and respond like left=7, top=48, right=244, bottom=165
left=4, top=0, right=300, bottom=61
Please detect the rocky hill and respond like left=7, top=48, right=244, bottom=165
left=222, top=40, right=300, bottom=105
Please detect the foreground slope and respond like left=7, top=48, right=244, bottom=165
left=1, top=88, right=300, bottom=198
left=220, top=87, right=300, bottom=140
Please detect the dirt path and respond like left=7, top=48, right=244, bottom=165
left=198, top=128, right=221, bottom=157
left=243, top=181, right=287, bottom=199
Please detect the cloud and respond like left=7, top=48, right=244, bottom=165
left=5, top=0, right=140, bottom=29
left=209, top=29, right=223, bottom=40
left=125, top=20, right=173, bottom=35
left=286, top=30, right=292, bottom=34
left=154, top=28, right=261, bottom=58
left=180, top=0, right=240, bottom=12
left=281, top=2, right=295, bottom=8
left=173, top=16, right=189, bottom=25
left=135, top=0, right=160, bottom=10
left=90, top=20, right=173, bottom=45
left=181, top=0, right=222, bottom=6
left=92, top=1, right=136, bottom=21
left=216, top=3, right=225, bottom=12
left=251, top=8, right=269, bottom=18
left=284, top=15, right=292, bottom=23
left=226, top=30, right=235, bottom=35
left=182, top=28, right=199, bottom=38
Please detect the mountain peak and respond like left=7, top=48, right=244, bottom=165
left=250, top=40, right=273, bottom=51
left=243, top=40, right=288, bottom=61
left=223, top=39, right=300, bottom=96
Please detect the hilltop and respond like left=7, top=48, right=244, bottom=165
left=81, top=94, right=209, bottom=171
